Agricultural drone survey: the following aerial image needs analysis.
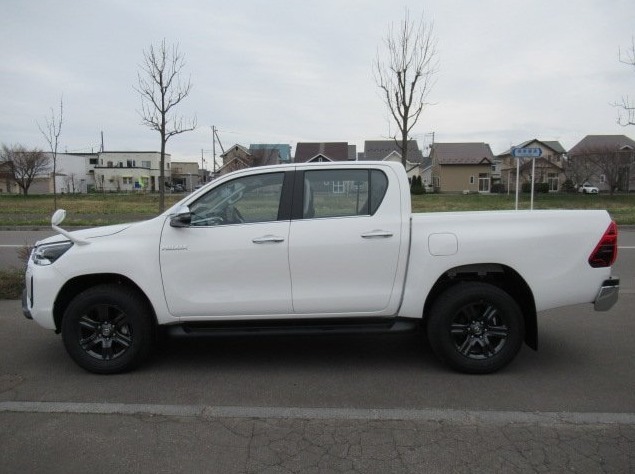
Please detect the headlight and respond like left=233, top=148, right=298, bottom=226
left=32, top=241, right=73, bottom=266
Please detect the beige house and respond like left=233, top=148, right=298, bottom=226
left=497, top=139, right=566, bottom=192
left=430, top=143, right=495, bottom=193
left=171, top=161, right=200, bottom=191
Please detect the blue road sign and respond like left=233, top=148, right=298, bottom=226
left=511, top=147, right=542, bottom=158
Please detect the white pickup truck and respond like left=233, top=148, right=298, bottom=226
left=23, top=161, right=619, bottom=374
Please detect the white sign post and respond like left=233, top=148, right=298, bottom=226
left=511, top=147, right=542, bottom=210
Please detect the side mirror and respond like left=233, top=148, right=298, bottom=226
left=170, top=206, right=192, bottom=228
left=51, top=209, right=66, bottom=226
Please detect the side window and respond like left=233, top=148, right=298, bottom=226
left=303, top=169, right=388, bottom=219
left=189, top=172, right=284, bottom=226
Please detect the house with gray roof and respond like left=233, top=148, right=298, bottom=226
left=497, top=139, right=567, bottom=192
left=294, top=142, right=351, bottom=162
left=430, top=142, right=495, bottom=193
left=568, top=135, right=635, bottom=192
left=361, top=140, right=425, bottom=180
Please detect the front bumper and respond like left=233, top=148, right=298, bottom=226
left=22, top=288, right=32, bottom=320
left=594, top=278, right=619, bottom=311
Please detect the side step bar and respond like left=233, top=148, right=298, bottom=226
left=165, top=318, right=419, bottom=339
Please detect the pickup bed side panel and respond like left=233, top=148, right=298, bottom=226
left=398, top=210, right=614, bottom=319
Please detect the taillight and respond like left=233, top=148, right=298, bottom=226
left=588, top=221, right=618, bottom=268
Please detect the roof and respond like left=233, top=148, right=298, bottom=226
left=431, top=142, right=494, bottom=165
left=569, top=135, right=635, bottom=155
left=498, top=139, right=566, bottom=157
left=519, top=157, right=564, bottom=172
left=220, top=144, right=250, bottom=158
left=363, top=140, right=424, bottom=163
left=294, top=142, right=350, bottom=162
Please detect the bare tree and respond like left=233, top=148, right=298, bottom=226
left=572, top=146, right=632, bottom=195
left=375, top=8, right=438, bottom=167
left=615, top=37, right=635, bottom=126
left=135, top=39, right=197, bottom=212
left=37, top=96, right=63, bottom=208
left=1, top=145, right=50, bottom=195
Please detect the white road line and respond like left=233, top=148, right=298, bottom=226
left=1, top=401, right=634, bottom=425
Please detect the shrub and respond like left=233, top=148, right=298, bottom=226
left=561, top=179, right=576, bottom=193
left=490, top=183, right=506, bottom=194
left=521, top=182, right=550, bottom=193
left=411, top=175, right=426, bottom=195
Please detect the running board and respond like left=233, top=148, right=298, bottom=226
left=165, top=318, right=419, bottom=339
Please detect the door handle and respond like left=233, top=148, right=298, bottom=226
left=361, top=230, right=394, bottom=239
left=252, top=235, right=285, bottom=244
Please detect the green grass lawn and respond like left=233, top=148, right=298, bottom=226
left=2, top=191, right=635, bottom=226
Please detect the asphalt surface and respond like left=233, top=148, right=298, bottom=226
left=0, top=228, right=634, bottom=472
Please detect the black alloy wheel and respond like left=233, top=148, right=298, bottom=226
left=62, top=284, right=154, bottom=374
left=427, top=282, right=524, bottom=374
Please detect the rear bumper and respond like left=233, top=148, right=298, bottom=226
left=594, top=278, right=619, bottom=311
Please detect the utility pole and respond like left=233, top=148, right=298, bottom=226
left=200, top=149, right=205, bottom=183
left=211, top=126, right=216, bottom=174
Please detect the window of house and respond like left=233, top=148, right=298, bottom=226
left=89, top=158, right=98, bottom=165
left=127, top=160, right=135, bottom=167
left=302, top=169, right=387, bottom=219
left=478, top=173, right=490, bottom=192
left=189, top=172, right=285, bottom=226
left=141, top=161, right=151, bottom=168
left=469, top=176, right=475, bottom=184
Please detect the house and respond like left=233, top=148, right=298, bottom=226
left=171, top=162, right=201, bottom=191
left=497, top=139, right=567, bottom=192
left=294, top=142, right=351, bottom=162
left=249, top=144, right=292, bottom=163
left=430, top=143, right=495, bottom=193
left=93, top=151, right=170, bottom=192
left=362, top=140, right=425, bottom=181
left=568, top=135, right=635, bottom=192
left=217, top=144, right=283, bottom=176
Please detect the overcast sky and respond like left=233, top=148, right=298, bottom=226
left=1, top=0, right=634, bottom=167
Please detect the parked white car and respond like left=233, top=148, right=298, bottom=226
left=579, top=182, right=599, bottom=194
left=23, top=161, right=619, bottom=374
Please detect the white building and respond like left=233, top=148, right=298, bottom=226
left=54, top=153, right=94, bottom=194
left=92, top=151, right=171, bottom=192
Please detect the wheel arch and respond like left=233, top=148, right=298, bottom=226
left=53, top=273, right=158, bottom=333
left=423, top=263, right=538, bottom=350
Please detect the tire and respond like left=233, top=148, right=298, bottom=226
left=426, top=282, right=524, bottom=374
left=61, top=284, right=154, bottom=374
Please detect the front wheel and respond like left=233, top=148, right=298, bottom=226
left=61, top=284, right=154, bottom=374
left=426, top=282, right=525, bottom=374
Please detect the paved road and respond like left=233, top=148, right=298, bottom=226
left=1, top=228, right=634, bottom=472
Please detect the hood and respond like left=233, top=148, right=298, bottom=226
left=36, top=223, right=134, bottom=246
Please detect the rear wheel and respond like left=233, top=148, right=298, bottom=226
left=61, top=284, right=154, bottom=374
left=427, top=282, right=524, bottom=374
